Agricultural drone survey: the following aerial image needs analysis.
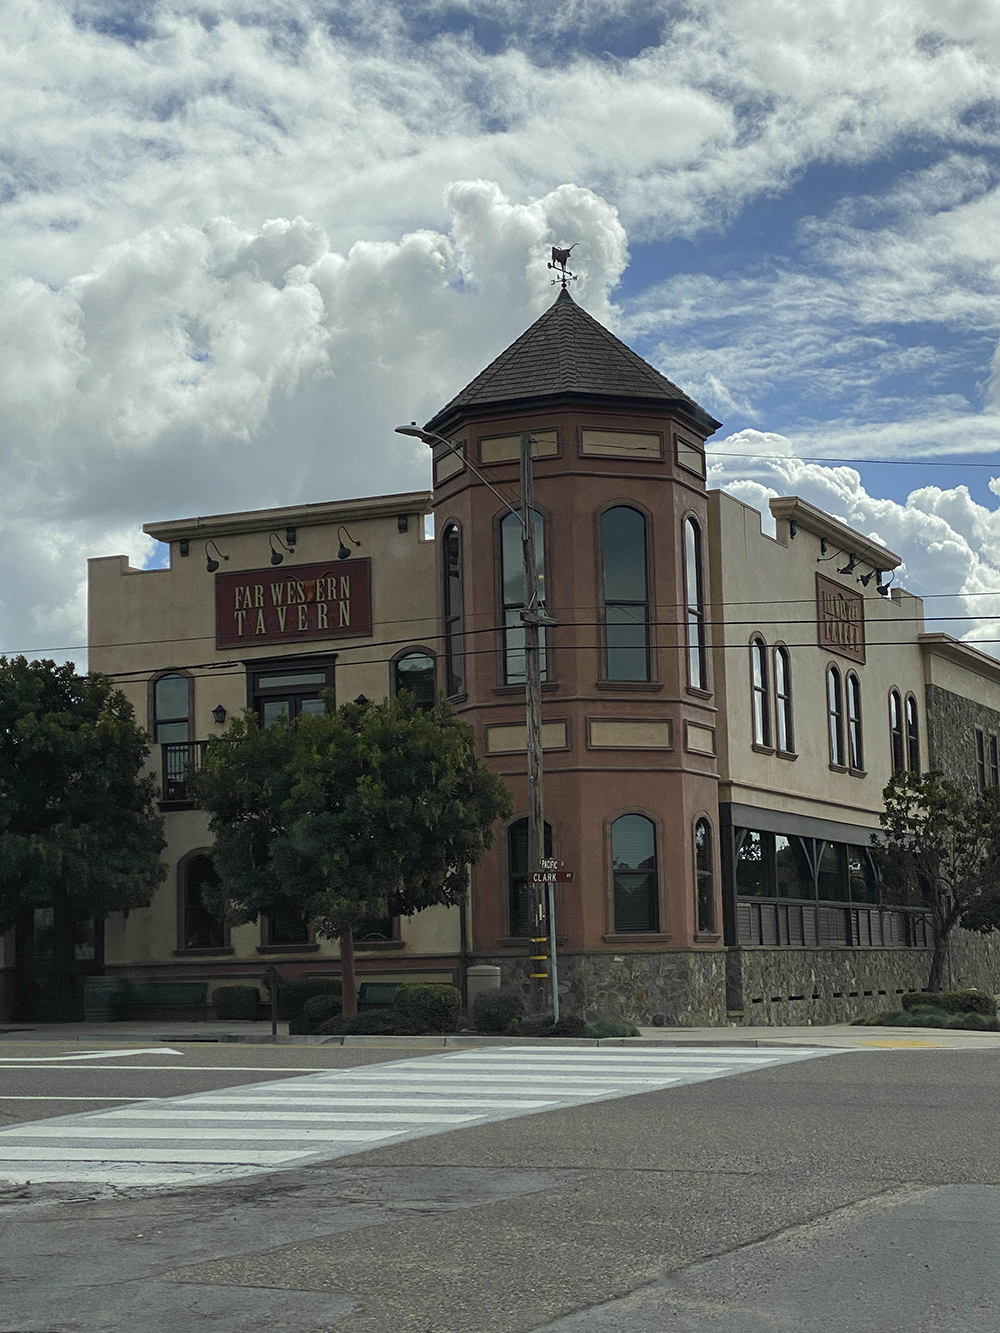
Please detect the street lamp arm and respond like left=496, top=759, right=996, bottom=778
left=394, top=424, right=526, bottom=529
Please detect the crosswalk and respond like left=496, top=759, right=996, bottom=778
left=0, top=1044, right=835, bottom=1188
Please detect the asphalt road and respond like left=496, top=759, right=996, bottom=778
left=3, top=1040, right=1000, bottom=1332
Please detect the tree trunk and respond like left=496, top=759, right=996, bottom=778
left=340, top=930, right=357, bottom=1017
left=927, top=930, right=949, bottom=992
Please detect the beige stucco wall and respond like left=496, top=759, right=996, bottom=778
left=89, top=490, right=464, bottom=974
left=708, top=490, right=927, bottom=831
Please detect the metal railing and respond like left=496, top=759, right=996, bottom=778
left=160, top=740, right=208, bottom=804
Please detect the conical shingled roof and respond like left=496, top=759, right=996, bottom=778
left=426, top=287, right=720, bottom=434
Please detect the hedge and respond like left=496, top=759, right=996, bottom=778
left=901, top=989, right=997, bottom=1017
left=276, top=977, right=342, bottom=1020
left=211, top=985, right=260, bottom=1020
left=473, top=989, right=525, bottom=1034
left=392, top=983, right=462, bottom=1033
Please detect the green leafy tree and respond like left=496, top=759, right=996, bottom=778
left=873, top=770, right=1000, bottom=990
left=0, top=656, right=166, bottom=932
left=194, top=693, right=513, bottom=1015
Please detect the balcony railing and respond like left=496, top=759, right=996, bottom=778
left=160, top=740, right=208, bottom=804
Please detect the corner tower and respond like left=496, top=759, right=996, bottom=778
left=429, top=288, right=726, bottom=1025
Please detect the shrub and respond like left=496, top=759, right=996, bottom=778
left=473, top=988, right=525, bottom=1034
left=212, top=985, right=260, bottom=1021
left=901, top=989, right=997, bottom=1017
left=392, top=983, right=462, bottom=1033
left=544, top=1015, right=589, bottom=1038
left=585, top=1018, right=641, bottom=1038
left=276, top=977, right=342, bottom=1020
left=958, top=1011, right=999, bottom=1031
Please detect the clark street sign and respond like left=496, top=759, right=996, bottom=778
left=531, top=870, right=574, bottom=884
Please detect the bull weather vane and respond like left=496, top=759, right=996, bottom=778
left=548, top=243, right=578, bottom=288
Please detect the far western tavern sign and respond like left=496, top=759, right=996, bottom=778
left=215, top=559, right=372, bottom=649
left=816, top=573, right=865, bottom=664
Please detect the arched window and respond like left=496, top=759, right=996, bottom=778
left=507, top=817, right=553, bottom=937
left=602, top=506, right=650, bottom=681
left=180, top=854, right=225, bottom=950
left=847, top=672, right=863, bottom=771
left=394, top=651, right=436, bottom=708
left=828, top=666, right=845, bottom=766
left=774, top=646, right=793, bottom=752
left=695, top=818, right=715, bottom=934
left=442, top=523, right=463, bottom=695
left=905, top=694, right=920, bottom=773
left=684, top=517, right=706, bottom=689
left=501, top=509, right=547, bottom=685
left=889, top=689, right=904, bottom=773
left=154, top=673, right=190, bottom=743
left=611, top=814, right=659, bottom=933
left=751, top=637, right=770, bottom=746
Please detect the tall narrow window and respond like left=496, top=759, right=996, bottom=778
left=602, top=506, right=650, bottom=681
left=828, top=666, right=845, bottom=766
left=774, top=646, right=793, bottom=752
left=694, top=818, right=715, bottom=934
left=501, top=509, right=547, bottom=685
left=847, top=672, right=863, bottom=771
left=905, top=695, right=920, bottom=773
left=442, top=523, right=463, bottom=695
left=181, top=855, right=225, bottom=950
left=154, top=674, right=189, bottom=743
left=394, top=651, right=436, bottom=708
left=991, top=735, right=999, bottom=788
left=684, top=517, right=706, bottom=689
left=751, top=637, right=770, bottom=746
left=889, top=689, right=904, bottom=773
left=611, top=814, right=659, bottom=933
left=507, top=818, right=553, bottom=937
left=977, top=729, right=987, bottom=789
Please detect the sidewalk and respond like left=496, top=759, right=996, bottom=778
left=3, top=1019, right=1000, bottom=1049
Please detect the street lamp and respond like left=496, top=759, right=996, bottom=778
left=395, top=422, right=560, bottom=1019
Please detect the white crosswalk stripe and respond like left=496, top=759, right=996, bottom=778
left=0, top=1044, right=836, bottom=1188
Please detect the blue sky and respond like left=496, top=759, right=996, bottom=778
left=2, top=0, right=1000, bottom=657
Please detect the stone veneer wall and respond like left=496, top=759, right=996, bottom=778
left=477, top=950, right=728, bottom=1028
left=925, top=683, right=1000, bottom=794
left=479, top=930, right=1000, bottom=1028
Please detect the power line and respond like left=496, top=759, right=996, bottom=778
left=706, top=451, right=1000, bottom=469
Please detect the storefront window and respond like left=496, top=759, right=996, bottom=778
left=611, top=814, right=659, bottom=932
left=736, top=830, right=771, bottom=897
left=775, top=835, right=813, bottom=899
left=602, top=507, right=650, bottom=681
left=695, top=818, right=715, bottom=932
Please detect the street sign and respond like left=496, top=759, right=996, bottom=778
left=531, top=870, right=574, bottom=884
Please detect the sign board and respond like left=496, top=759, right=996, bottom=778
left=215, top=558, right=373, bottom=650
left=532, top=870, right=574, bottom=884
left=816, top=573, right=865, bottom=664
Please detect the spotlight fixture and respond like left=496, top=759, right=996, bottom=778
left=858, top=568, right=878, bottom=588
left=211, top=704, right=227, bottom=725
left=354, top=694, right=369, bottom=706
left=205, top=540, right=229, bottom=574
left=337, top=526, right=361, bottom=561
left=269, top=532, right=295, bottom=566
left=837, top=553, right=858, bottom=575
left=877, top=571, right=894, bottom=597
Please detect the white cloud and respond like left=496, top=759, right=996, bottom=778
left=709, top=429, right=1000, bottom=653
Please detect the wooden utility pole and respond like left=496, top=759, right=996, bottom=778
left=520, top=430, right=549, bottom=1015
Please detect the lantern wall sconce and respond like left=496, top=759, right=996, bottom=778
left=205, top=540, right=229, bottom=573
left=212, top=704, right=227, bottom=725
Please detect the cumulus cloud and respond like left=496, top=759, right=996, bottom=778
left=709, top=429, right=1000, bottom=655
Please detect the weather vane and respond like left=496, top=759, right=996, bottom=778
left=548, top=243, right=578, bottom=288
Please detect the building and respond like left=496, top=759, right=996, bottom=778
left=5, top=287, right=1000, bottom=1024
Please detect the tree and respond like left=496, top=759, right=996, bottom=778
left=873, top=770, right=1000, bottom=991
left=0, top=656, right=165, bottom=932
left=194, top=693, right=513, bottom=1016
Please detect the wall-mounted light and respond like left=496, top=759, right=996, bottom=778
left=789, top=520, right=797, bottom=538
left=837, top=553, right=858, bottom=575
left=354, top=694, right=369, bottom=706
left=858, top=568, right=878, bottom=588
left=337, top=526, right=361, bottom=561
left=212, top=704, right=227, bottom=725
left=286, top=527, right=297, bottom=547
left=269, top=532, right=295, bottom=566
left=179, top=539, right=189, bottom=557
left=877, top=571, right=894, bottom=597
left=205, top=540, right=229, bottom=573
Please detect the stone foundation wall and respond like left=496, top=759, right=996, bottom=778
left=477, top=929, right=1000, bottom=1028
left=476, top=950, right=728, bottom=1027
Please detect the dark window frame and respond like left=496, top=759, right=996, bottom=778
left=498, top=506, right=549, bottom=686
left=683, top=516, right=707, bottom=691
left=773, top=644, right=794, bottom=753
left=505, top=815, right=555, bottom=938
left=889, top=688, right=905, bottom=774
left=694, top=816, right=716, bottom=934
left=976, top=727, right=987, bottom=789
left=608, top=810, right=661, bottom=934
left=905, top=693, right=920, bottom=774
left=846, top=671, right=864, bottom=771
left=176, top=850, right=228, bottom=952
left=151, top=670, right=193, bottom=745
left=391, top=646, right=437, bottom=708
left=441, top=520, right=464, bottom=696
left=827, top=665, right=845, bottom=767
left=598, top=503, right=653, bottom=683
left=751, top=636, right=771, bottom=747
left=247, top=653, right=337, bottom=726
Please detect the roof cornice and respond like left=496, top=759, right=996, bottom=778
left=919, top=633, right=1000, bottom=686
left=427, top=389, right=721, bottom=437
left=768, top=496, right=902, bottom=570
left=143, top=490, right=433, bottom=543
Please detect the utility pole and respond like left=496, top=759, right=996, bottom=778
left=520, top=430, right=549, bottom=1016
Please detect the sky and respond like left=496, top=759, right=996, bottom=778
left=3, top=0, right=1000, bottom=664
